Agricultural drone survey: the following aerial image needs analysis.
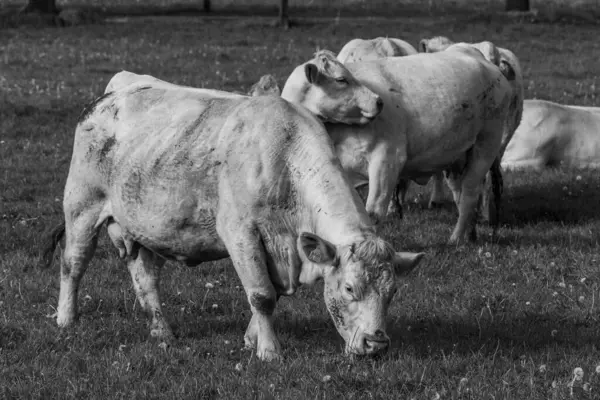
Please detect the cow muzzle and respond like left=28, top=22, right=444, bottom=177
left=359, top=95, right=383, bottom=124
left=350, top=329, right=390, bottom=355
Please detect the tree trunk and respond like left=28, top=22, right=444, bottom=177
left=279, top=0, right=290, bottom=29
left=505, top=0, right=530, bottom=11
left=203, top=0, right=211, bottom=13
left=21, top=0, right=59, bottom=14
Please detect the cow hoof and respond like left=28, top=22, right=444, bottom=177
left=56, top=312, right=76, bottom=328
left=150, top=328, right=175, bottom=342
left=428, top=201, right=444, bottom=209
left=257, top=348, right=283, bottom=362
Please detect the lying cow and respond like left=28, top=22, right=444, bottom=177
left=40, top=76, right=424, bottom=362
left=502, top=99, right=600, bottom=170
left=337, top=37, right=417, bottom=64
left=281, top=50, right=514, bottom=244
left=412, top=36, right=524, bottom=222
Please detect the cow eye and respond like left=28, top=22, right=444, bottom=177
left=336, top=77, right=349, bottom=85
left=345, top=285, right=354, bottom=295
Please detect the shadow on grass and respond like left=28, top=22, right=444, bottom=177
left=388, top=313, right=599, bottom=359
left=502, top=179, right=600, bottom=228
left=169, top=307, right=598, bottom=359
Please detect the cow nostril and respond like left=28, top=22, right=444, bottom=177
left=374, top=329, right=385, bottom=338
left=376, top=97, right=384, bottom=110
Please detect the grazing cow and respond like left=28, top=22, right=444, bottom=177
left=413, top=36, right=524, bottom=222
left=40, top=78, right=424, bottom=362
left=337, top=37, right=418, bottom=64
left=281, top=50, right=514, bottom=244
left=502, top=99, right=600, bottom=170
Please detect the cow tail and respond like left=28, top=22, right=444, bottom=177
left=38, top=222, right=66, bottom=269
left=490, top=158, right=503, bottom=231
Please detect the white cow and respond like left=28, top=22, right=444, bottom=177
left=413, top=36, right=524, bottom=222
left=40, top=74, right=424, bottom=362
left=281, top=50, right=514, bottom=244
left=502, top=99, right=600, bottom=170
left=337, top=37, right=418, bottom=64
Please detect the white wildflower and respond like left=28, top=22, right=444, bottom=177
left=553, top=291, right=558, bottom=297
left=322, top=375, right=332, bottom=383
left=557, top=282, right=566, bottom=288
left=551, top=329, right=558, bottom=337
left=212, top=304, right=218, bottom=309
left=158, top=342, right=168, bottom=350
left=573, top=367, right=584, bottom=380
left=205, top=282, right=214, bottom=289
left=539, top=364, right=547, bottom=373
left=526, top=301, right=531, bottom=306
left=576, top=175, right=582, bottom=181
left=583, top=383, right=590, bottom=391
left=578, top=296, right=585, bottom=303
left=235, top=362, right=243, bottom=372
left=224, top=340, right=230, bottom=345
left=596, top=365, right=600, bottom=374
left=580, top=278, right=586, bottom=284
left=484, top=252, right=492, bottom=258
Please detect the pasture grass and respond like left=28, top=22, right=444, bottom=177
left=1, top=11, right=600, bottom=400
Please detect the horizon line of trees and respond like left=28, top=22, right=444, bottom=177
left=21, top=0, right=530, bottom=27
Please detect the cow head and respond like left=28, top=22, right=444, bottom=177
left=298, top=232, right=424, bottom=356
left=281, top=50, right=383, bottom=125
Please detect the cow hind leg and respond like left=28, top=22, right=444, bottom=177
left=446, top=153, right=494, bottom=245
left=57, top=205, right=104, bottom=327
left=126, top=246, right=172, bottom=341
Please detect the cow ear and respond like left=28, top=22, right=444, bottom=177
left=299, top=232, right=337, bottom=265
left=304, top=63, right=320, bottom=84
left=499, top=60, right=516, bottom=81
left=393, top=251, right=425, bottom=276
left=418, top=38, right=429, bottom=53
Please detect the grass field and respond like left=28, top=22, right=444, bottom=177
left=1, top=8, right=600, bottom=400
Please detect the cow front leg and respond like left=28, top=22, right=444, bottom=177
left=365, top=148, right=405, bottom=223
left=127, top=246, right=173, bottom=341
left=217, top=221, right=281, bottom=362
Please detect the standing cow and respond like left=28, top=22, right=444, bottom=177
left=40, top=78, right=424, bottom=362
left=281, top=49, right=515, bottom=244
left=413, top=36, right=524, bottom=223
